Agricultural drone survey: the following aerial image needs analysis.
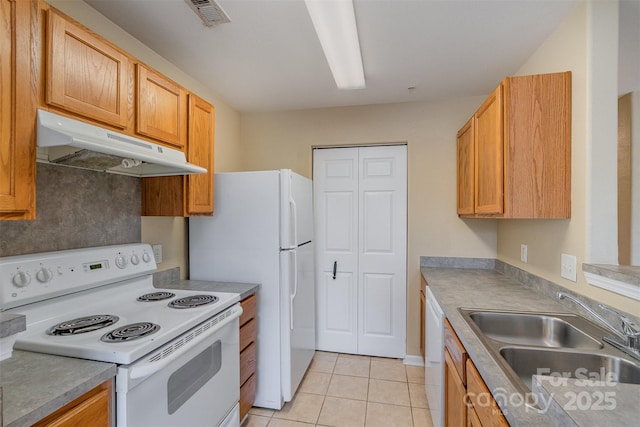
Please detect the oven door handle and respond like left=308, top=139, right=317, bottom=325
left=127, top=305, right=243, bottom=380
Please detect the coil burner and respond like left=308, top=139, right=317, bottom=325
left=168, top=294, right=219, bottom=309
left=137, top=292, right=176, bottom=302
left=47, top=315, right=119, bottom=336
left=100, top=322, right=160, bottom=342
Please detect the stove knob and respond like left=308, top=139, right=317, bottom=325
left=131, top=254, right=140, bottom=265
left=12, top=271, right=31, bottom=288
left=115, top=254, right=128, bottom=269
left=36, top=268, right=53, bottom=283
left=142, top=252, right=152, bottom=263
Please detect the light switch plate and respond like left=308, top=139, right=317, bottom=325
left=152, top=244, right=163, bottom=264
left=561, top=253, right=577, bottom=282
left=520, top=244, right=528, bottom=263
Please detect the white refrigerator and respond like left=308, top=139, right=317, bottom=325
left=189, top=170, right=315, bottom=410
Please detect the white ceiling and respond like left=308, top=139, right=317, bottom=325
left=84, top=0, right=580, bottom=113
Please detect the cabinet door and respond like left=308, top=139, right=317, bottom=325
left=136, top=63, right=187, bottom=149
left=0, top=0, right=36, bottom=220
left=186, top=94, right=214, bottom=215
left=457, top=117, right=475, bottom=215
left=474, top=84, right=503, bottom=215
left=466, top=359, right=509, bottom=427
left=33, top=380, right=111, bottom=427
left=444, top=348, right=467, bottom=427
left=46, top=9, right=129, bottom=129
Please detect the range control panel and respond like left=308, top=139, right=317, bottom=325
left=0, top=244, right=157, bottom=310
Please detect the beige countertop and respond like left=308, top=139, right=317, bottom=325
left=421, top=266, right=640, bottom=426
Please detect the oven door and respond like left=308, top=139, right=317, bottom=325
left=115, top=304, right=242, bottom=427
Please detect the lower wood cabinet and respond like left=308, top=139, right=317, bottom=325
left=444, top=319, right=509, bottom=427
left=33, top=380, right=112, bottom=427
left=239, top=294, right=257, bottom=421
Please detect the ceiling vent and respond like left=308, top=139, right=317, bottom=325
left=184, top=0, right=231, bottom=27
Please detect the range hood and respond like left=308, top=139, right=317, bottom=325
left=36, top=109, right=207, bottom=177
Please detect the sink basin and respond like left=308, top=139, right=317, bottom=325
left=467, top=311, right=604, bottom=349
left=457, top=308, right=640, bottom=409
left=499, top=347, right=640, bottom=391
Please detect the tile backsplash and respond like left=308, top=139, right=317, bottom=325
left=0, top=164, right=141, bottom=257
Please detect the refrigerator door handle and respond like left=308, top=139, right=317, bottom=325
left=290, top=249, right=298, bottom=330
left=332, top=261, right=337, bottom=280
left=290, top=195, right=298, bottom=249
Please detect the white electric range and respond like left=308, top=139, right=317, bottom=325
left=0, top=243, right=242, bottom=427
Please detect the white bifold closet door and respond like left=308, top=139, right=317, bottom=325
left=313, top=145, right=407, bottom=358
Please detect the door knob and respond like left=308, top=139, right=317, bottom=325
left=332, top=261, right=337, bottom=280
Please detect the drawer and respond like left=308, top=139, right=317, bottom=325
left=239, top=373, right=256, bottom=421
left=240, top=318, right=257, bottom=352
left=240, top=341, right=257, bottom=386
left=444, top=318, right=468, bottom=385
left=239, top=294, right=257, bottom=326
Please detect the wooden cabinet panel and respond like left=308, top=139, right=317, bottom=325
left=240, top=341, right=257, bottom=385
left=467, top=405, right=483, bottom=427
left=0, top=0, right=36, bottom=220
left=136, top=63, right=187, bottom=149
left=457, top=72, right=571, bottom=219
left=239, top=294, right=257, bottom=419
left=474, top=85, right=504, bottom=215
left=503, top=73, right=571, bottom=218
left=141, top=93, right=214, bottom=217
left=444, top=318, right=468, bottom=386
left=186, top=94, right=214, bottom=215
left=466, top=359, right=509, bottom=427
left=444, top=348, right=467, bottom=427
left=239, top=294, right=257, bottom=327
left=239, top=373, right=256, bottom=421
left=46, top=9, right=128, bottom=129
left=240, top=318, right=257, bottom=352
left=33, top=380, right=112, bottom=427
left=457, top=117, right=475, bottom=215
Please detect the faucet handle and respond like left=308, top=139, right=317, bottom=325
left=598, top=304, right=639, bottom=335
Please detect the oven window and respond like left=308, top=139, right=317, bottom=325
left=167, top=340, right=222, bottom=414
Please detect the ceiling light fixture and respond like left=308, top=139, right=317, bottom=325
left=304, top=0, right=365, bottom=90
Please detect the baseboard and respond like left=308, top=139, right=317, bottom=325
left=403, top=354, right=424, bottom=366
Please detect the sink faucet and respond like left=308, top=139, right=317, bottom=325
left=556, top=292, right=640, bottom=361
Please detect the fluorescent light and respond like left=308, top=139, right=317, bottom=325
left=305, top=0, right=365, bottom=89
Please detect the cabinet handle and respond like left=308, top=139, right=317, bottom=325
left=332, top=261, right=337, bottom=280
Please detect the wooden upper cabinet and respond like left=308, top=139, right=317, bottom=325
left=46, top=9, right=129, bottom=129
left=0, top=0, right=37, bottom=220
left=141, top=94, right=214, bottom=217
left=474, top=85, right=504, bottom=215
left=187, top=94, right=215, bottom=215
left=456, top=71, right=571, bottom=219
left=136, top=64, right=187, bottom=150
left=456, top=117, right=475, bottom=215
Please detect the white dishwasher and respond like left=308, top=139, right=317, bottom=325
left=425, top=287, right=444, bottom=427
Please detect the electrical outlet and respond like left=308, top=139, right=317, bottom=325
left=561, top=253, right=577, bottom=282
left=152, top=244, right=163, bottom=264
left=520, top=244, right=528, bottom=263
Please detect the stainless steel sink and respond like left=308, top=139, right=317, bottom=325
left=499, top=347, right=640, bottom=390
left=457, top=308, right=640, bottom=409
left=466, top=311, right=604, bottom=349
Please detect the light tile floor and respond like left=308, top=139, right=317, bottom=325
left=243, top=352, right=435, bottom=427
